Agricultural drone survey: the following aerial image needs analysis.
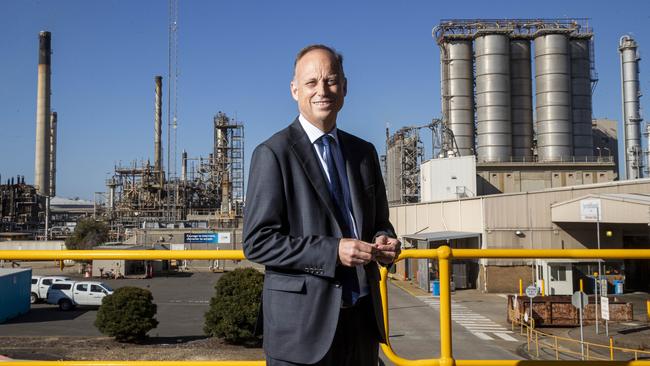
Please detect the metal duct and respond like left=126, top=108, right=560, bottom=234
left=535, top=33, right=573, bottom=161
left=475, top=33, right=511, bottom=162
left=619, top=36, right=644, bottom=179
left=49, top=111, right=57, bottom=197
left=510, top=39, right=534, bottom=158
left=570, top=38, right=594, bottom=158
left=441, top=40, right=475, bottom=156
left=154, top=76, right=163, bottom=177
left=34, top=31, right=51, bottom=196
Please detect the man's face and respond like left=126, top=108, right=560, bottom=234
left=291, top=49, right=346, bottom=130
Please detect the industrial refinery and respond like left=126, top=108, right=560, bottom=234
left=1, top=17, right=649, bottom=294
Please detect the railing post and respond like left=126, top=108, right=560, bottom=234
left=535, top=330, right=539, bottom=357
left=555, top=336, right=559, bottom=360
left=519, top=278, right=523, bottom=296
left=586, top=343, right=589, bottom=360
left=437, top=246, right=455, bottom=366
left=610, top=337, right=614, bottom=360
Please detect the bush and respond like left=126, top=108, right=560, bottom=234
left=204, top=268, right=263, bottom=345
left=65, top=218, right=109, bottom=250
left=95, top=287, right=158, bottom=343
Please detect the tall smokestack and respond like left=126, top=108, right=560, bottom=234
left=619, top=35, right=644, bottom=179
left=154, top=76, right=163, bottom=179
left=34, top=31, right=51, bottom=196
left=181, top=150, right=188, bottom=182
left=49, top=111, right=57, bottom=197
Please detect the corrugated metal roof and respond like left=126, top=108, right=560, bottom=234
left=402, top=231, right=480, bottom=242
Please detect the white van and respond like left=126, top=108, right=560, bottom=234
left=46, top=280, right=114, bottom=310
left=30, top=276, right=71, bottom=304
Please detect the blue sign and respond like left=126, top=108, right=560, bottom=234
left=184, top=233, right=218, bottom=244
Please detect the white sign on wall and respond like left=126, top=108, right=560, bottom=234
left=580, top=199, right=602, bottom=221
left=601, top=297, right=610, bottom=320
left=218, top=232, right=231, bottom=244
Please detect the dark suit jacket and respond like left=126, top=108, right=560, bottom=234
left=243, top=119, right=395, bottom=364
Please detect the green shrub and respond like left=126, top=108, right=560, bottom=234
left=94, top=287, right=158, bottom=343
left=204, top=268, right=263, bottom=345
left=65, top=218, right=109, bottom=250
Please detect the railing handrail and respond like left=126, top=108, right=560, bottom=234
left=2, top=247, right=650, bottom=366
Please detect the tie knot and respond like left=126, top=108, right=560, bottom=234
left=320, top=134, right=335, bottom=147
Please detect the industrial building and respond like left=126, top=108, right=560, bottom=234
left=391, top=178, right=650, bottom=294
left=386, top=19, right=649, bottom=296
left=104, top=75, right=245, bottom=240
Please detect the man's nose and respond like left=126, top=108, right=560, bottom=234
left=316, top=80, right=328, bottom=95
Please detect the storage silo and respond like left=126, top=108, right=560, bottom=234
left=510, top=39, right=534, bottom=159
left=535, top=32, right=573, bottom=161
left=619, top=35, right=644, bottom=179
left=441, top=39, right=475, bottom=156
left=475, top=33, right=512, bottom=162
left=570, top=37, right=594, bottom=158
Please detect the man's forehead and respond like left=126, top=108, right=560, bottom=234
left=295, top=49, right=339, bottom=76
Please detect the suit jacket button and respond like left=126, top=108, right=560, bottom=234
left=334, top=281, right=341, bottom=288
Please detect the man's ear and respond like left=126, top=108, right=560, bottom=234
left=343, top=77, right=348, bottom=97
left=290, top=80, right=299, bottom=101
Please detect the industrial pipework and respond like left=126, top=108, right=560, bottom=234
left=619, top=35, right=644, bottom=179
left=154, top=75, right=163, bottom=183
left=34, top=31, right=52, bottom=196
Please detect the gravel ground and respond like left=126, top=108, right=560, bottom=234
left=0, top=336, right=264, bottom=361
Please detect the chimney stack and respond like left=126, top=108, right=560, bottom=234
left=34, top=31, right=52, bottom=196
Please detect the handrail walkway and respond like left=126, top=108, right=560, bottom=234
left=1, top=247, right=650, bottom=365
left=511, top=314, right=650, bottom=361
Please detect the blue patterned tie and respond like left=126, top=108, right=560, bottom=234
left=321, top=135, right=360, bottom=306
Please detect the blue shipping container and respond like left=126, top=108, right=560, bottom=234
left=0, top=268, right=32, bottom=323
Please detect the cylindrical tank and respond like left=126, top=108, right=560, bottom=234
left=475, top=33, right=511, bottom=162
left=154, top=76, right=163, bottom=175
left=570, top=38, right=594, bottom=158
left=34, top=31, right=51, bottom=196
left=619, top=35, right=643, bottom=179
left=442, top=39, right=475, bottom=156
left=535, top=33, right=573, bottom=161
left=510, top=39, right=534, bottom=159
left=49, top=111, right=57, bottom=197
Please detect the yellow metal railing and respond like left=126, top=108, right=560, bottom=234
left=1, top=247, right=650, bottom=366
left=511, top=313, right=650, bottom=361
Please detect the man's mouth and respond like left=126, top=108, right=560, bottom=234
left=313, top=100, right=332, bottom=107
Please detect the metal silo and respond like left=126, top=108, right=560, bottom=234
left=570, top=37, right=594, bottom=158
left=441, top=39, right=475, bottom=156
left=535, top=33, right=573, bottom=161
left=619, top=35, right=644, bottom=179
left=510, top=39, right=533, bottom=159
left=475, top=33, right=511, bottom=162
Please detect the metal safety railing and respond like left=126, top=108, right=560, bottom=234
left=511, top=315, right=650, bottom=361
left=1, top=247, right=650, bottom=365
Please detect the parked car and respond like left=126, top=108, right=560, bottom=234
left=30, top=275, right=71, bottom=304
left=46, top=280, right=114, bottom=310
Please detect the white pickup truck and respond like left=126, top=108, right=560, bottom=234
left=30, top=276, right=71, bottom=304
left=46, top=280, right=114, bottom=310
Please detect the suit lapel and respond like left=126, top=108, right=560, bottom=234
left=288, top=120, right=341, bottom=231
left=338, top=130, right=365, bottom=240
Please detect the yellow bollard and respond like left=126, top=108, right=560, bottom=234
left=541, top=279, right=545, bottom=296
left=580, top=278, right=584, bottom=292
left=647, top=300, right=650, bottom=321
left=610, top=337, right=614, bottom=360
left=535, top=331, right=539, bottom=357
left=519, top=278, right=523, bottom=296
left=586, top=343, right=589, bottom=360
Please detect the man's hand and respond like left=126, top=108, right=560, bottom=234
left=338, top=238, right=374, bottom=267
left=372, top=235, right=401, bottom=265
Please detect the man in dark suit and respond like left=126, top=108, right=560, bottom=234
left=243, top=44, right=400, bottom=366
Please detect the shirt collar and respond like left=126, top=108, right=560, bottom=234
left=298, top=114, right=339, bottom=145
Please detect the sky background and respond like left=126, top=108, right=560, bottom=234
left=1, top=0, right=649, bottom=200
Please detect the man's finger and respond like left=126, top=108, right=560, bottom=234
left=374, top=235, right=388, bottom=245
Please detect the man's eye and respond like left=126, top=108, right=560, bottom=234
left=327, top=79, right=338, bottom=85
left=306, top=81, right=316, bottom=86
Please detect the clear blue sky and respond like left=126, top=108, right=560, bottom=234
left=1, top=1, right=649, bottom=199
